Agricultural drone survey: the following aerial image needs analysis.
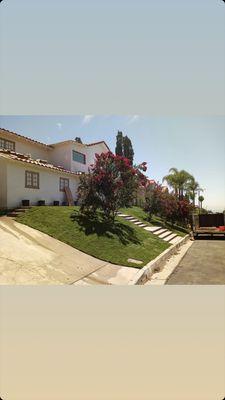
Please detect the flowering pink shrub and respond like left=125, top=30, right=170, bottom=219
left=145, top=183, right=193, bottom=225
left=78, top=152, right=147, bottom=221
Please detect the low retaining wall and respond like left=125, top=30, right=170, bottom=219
left=129, top=235, right=190, bottom=285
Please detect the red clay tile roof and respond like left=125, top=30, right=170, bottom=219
left=0, top=149, right=83, bottom=176
left=0, top=127, right=52, bottom=148
left=0, top=127, right=110, bottom=150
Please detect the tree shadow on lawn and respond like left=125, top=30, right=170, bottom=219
left=71, top=211, right=141, bottom=246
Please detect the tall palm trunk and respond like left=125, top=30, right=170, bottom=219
left=192, top=190, right=195, bottom=206
left=179, top=186, right=184, bottom=200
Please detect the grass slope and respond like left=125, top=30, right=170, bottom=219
left=17, top=206, right=170, bottom=268
left=120, top=206, right=188, bottom=237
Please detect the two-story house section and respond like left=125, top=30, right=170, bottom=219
left=0, top=128, right=109, bottom=209
left=49, top=139, right=110, bottom=174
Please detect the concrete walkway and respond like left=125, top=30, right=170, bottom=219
left=0, top=217, right=137, bottom=285
left=166, top=240, right=225, bottom=285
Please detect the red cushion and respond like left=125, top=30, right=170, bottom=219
left=218, top=226, right=225, bottom=231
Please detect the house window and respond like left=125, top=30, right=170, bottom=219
left=0, top=137, right=15, bottom=151
left=60, top=177, right=69, bottom=191
left=25, top=171, right=39, bottom=189
left=72, top=150, right=86, bottom=164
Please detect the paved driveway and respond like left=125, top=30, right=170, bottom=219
left=166, top=239, right=225, bottom=284
left=0, top=217, right=137, bottom=285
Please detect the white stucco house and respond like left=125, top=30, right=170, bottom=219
left=0, top=128, right=110, bottom=209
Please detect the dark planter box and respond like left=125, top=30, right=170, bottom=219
left=22, top=199, right=30, bottom=207
left=38, top=200, right=45, bottom=206
left=53, top=201, right=60, bottom=206
left=62, top=201, right=68, bottom=206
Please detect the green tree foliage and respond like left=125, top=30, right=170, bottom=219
left=144, top=184, right=161, bottom=221
left=186, top=177, right=202, bottom=206
left=115, top=131, right=134, bottom=165
left=144, top=183, right=193, bottom=226
left=78, top=152, right=147, bottom=221
left=163, top=168, right=193, bottom=200
left=123, top=135, right=134, bottom=165
left=115, top=131, right=123, bottom=156
left=198, top=195, right=204, bottom=209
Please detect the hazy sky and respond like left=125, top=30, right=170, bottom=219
left=1, top=115, right=224, bottom=211
left=0, top=0, right=225, bottom=114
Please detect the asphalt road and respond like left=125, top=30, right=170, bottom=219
left=166, top=239, right=225, bottom=285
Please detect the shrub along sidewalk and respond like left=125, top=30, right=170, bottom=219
left=17, top=206, right=170, bottom=268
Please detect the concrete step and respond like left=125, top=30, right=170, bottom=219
left=127, top=218, right=139, bottom=222
left=136, top=223, right=148, bottom=228
left=153, top=228, right=168, bottom=235
left=169, top=236, right=182, bottom=245
left=158, top=230, right=172, bottom=239
left=144, top=226, right=162, bottom=232
left=163, top=233, right=178, bottom=242
left=7, top=207, right=31, bottom=218
left=7, top=212, right=19, bottom=217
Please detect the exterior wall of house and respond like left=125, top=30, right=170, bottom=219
left=51, top=142, right=91, bottom=174
left=0, top=159, right=7, bottom=209
left=14, top=141, right=49, bottom=160
left=70, top=142, right=108, bottom=174
left=5, top=161, right=80, bottom=209
left=0, top=129, right=49, bottom=161
left=48, top=142, right=72, bottom=171
left=0, top=132, right=110, bottom=209
left=86, top=143, right=109, bottom=168
left=70, top=142, right=89, bottom=173
left=0, top=130, right=109, bottom=174
left=50, top=142, right=109, bottom=174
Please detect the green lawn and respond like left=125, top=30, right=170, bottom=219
left=16, top=206, right=170, bottom=268
left=119, top=206, right=188, bottom=237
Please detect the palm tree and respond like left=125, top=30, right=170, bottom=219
left=186, top=178, right=202, bottom=207
left=198, top=195, right=204, bottom=210
left=162, top=172, right=178, bottom=196
left=163, top=168, right=193, bottom=200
